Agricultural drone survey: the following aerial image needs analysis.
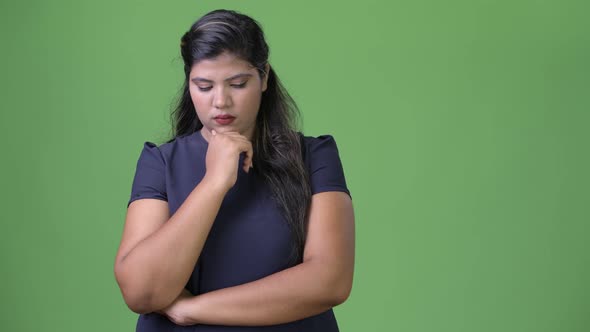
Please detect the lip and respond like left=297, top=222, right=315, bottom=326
left=214, top=114, right=235, bottom=119
left=214, top=116, right=235, bottom=125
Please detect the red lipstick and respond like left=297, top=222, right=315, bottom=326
left=214, top=114, right=235, bottom=125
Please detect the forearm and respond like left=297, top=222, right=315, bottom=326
left=116, top=177, right=226, bottom=313
left=183, top=260, right=345, bottom=326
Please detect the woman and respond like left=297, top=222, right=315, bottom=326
left=114, top=9, right=355, bottom=331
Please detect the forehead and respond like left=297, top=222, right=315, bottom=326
left=189, top=52, right=255, bottom=79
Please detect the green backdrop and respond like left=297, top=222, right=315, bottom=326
left=1, top=1, right=588, bottom=331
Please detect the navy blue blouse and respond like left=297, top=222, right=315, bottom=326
left=127, top=129, right=351, bottom=331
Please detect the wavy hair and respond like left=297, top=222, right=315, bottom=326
left=166, top=9, right=311, bottom=266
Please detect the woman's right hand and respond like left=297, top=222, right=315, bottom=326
left=203, top=129, right=254, bottom=192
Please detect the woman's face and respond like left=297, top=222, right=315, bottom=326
left=189, top=51, right=269, bottom=142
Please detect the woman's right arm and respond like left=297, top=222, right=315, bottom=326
left=114, top=129, right=253, bottom=315
left=113, top=176, right=227, bottom=314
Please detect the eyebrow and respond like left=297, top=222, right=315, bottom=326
left=191, top=73, right=253, bottom=84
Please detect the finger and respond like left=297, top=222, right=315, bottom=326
left=212, top=132, right=253, bottom=172
left=243, top=153, right=250, bottom=173
left=241, top=141, right=254, bottom=173
left=220, top=130, right=241, bottom=135
left=235, top=141, right=251, bottom=173
left=212, top=131, right=250, bottom=145
left=225, top=134, right=252, bottom=148
left=218, top=130, right=250, bottom=141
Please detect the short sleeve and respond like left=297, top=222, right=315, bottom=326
left=306, top=135, right=352, bottom=199
left=127, top=141, right=168, bottom=208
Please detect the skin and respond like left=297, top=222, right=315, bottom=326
left=114, top=51, right=355, bottom=326
left=191, top=51, right=268, bottom=143
left=158, top=191, right=355, bottom=326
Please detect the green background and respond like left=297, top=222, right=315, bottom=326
left=1, top=0, right=588, bottom=331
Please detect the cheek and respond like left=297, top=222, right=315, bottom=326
left=189, top=89, right=208, bottom=110
left=238, top=89, right=262, bottom=113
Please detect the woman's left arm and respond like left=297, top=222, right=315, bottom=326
left=164, top=191, right=355, bottom=326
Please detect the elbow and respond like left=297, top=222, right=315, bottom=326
left=122, top=291, right=155, bottom=314
left=331, top=281, right=352, bottom=306
left=115, top=275, right=154, bottom=314
left=311, top=259, right=354, bottom=307
left=114, top=262, right=160, bottom=314
left=118, top=281, right=172, bottom=314
left=115, top=279, right=176, bottom=314
left=326, top=273, right=353, bottom=307
left=120, top=288, right=171, bottom=315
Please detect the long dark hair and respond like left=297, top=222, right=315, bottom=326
left=166, top=9, right=311, bottom=266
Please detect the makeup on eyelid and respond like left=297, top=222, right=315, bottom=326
left=197, top=82, right=247, bottom=91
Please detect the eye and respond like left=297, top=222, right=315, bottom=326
left=231, top=82, right=247, bottom=89
left=197, top=86, right=212, bottom=92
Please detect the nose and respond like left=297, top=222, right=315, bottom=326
left=213, top=86, right=233, bottom=109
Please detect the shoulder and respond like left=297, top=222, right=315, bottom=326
left=137, top=132, right=195, bottom=164
left=297, top=132, right=344, bottom=161
left=299, top=132, right=337, bottom=144
left=297, top=131, right=351, bottom=198
left=298, top=132, right=341, bottom=151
